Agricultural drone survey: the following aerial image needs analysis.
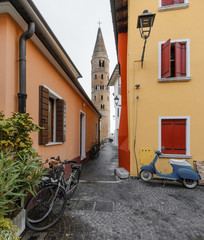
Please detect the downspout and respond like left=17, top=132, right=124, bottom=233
left=18, top=22, right=35, bottom=113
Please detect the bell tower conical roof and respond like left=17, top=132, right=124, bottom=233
left=92, top=27, right=108, bottom=59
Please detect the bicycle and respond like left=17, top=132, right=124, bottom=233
left=90, top=141, right=100, bottom=159
left=25, top=156, right=81, bottom=232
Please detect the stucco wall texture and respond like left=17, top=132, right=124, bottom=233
left=0, top=14, right=99, bottom=163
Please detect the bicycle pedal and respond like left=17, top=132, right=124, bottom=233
left=66, top=202, right=70, bottom=206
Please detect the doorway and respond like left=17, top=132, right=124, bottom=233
left=80, top=111, right=86, bottom=160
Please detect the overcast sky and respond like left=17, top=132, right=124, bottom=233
left=32, top=0, right=117, bottom=132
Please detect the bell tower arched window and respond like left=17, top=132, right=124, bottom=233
left=99, top=60, right=105, bottom=68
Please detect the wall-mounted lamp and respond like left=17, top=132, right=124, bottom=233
left=137, top=10, right=156, bottom=68
left=114, top=95, right=121, bottom=106
left=135, top=84, right=140, bottom=99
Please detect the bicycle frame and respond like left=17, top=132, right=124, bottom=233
left=43, top=157, right=80, bottom=197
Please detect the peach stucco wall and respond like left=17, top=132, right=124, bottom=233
left=0, top=13, right=99, bottom=162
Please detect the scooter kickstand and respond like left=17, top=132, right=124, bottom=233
left=162, top=179, right=166, bottom=188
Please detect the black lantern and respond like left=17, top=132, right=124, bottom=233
left=137, top=10, right=156, bottom=68
left=114, top=96, right=119, bottom=106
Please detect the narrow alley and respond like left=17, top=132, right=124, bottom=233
left=23, top=142, right=204, bottom=240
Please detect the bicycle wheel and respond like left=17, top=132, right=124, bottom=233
left=26, top=184, right=67, bottom=232
left=66, top=169, right=81, bottom=199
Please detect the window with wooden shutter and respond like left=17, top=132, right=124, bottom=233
left=56, top=99, right=66, bottom=142
left=161, top=119, right=186, bottom=155
left=161, top=39, right=171, bottom=78
left=39, top=86, right=49, bottom=145
left=160, top=39, right=189, bottom=80
left=175, top=42, right=186, bottom=77
left=39, top=86, right=66, bottom=145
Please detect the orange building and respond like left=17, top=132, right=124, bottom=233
left=0, top=0, right=101, bottom=173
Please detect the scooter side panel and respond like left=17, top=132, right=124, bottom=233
left=176, top=167, right=201, bottom=181
left=141, top=165, right=155, bottom=174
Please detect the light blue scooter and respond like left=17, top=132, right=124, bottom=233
left=140, top=150, right=201, bottom=189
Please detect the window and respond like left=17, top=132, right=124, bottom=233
left=99, top=60, right=105, bottom=68
left=95, top=74, right=97, bottom=79
left=118, top=86, right=121, bottom=95
left=107, top=96, right=109, bottom=101
left=39, top=85, right=66, bottom=145
left=117, top=108, right=120, bottom=117
left=101, top=95, right=103, bottom=100
left=100, top=85, right=104, bottom=90
left=101, top=74, right=103, bottom=79
left=159, top=116, right=190, bottom=156
left=159, top=39, right=191, bottom=82
left=48, top=97, right=54, bottom=142
left=94, top=96, right=96, bottom=101
left=159, top=0, right=189, bottom=10
left=101, top=104, right=105, bottom=109
left=94, top=86, right=98, bottom=90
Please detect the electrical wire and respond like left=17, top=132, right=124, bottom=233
left=134, top=88, right=140, bottom=177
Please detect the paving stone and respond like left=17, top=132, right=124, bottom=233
left=74, top=200, right=95, bottom=211
left=95, top=201, right=113, bottom=212
left=22, top=143, right=204, bottom=240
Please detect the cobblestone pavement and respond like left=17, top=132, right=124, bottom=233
left=23, top=143, right=204, bottom=240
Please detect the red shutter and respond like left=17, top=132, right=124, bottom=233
left=161, top=119, right=174, bottom=154
left=39, top=86, right=49, bottom=145
left=162, top=0, right=174, bottom=6
left=175, top=42, right=186, bottom=77
left=161, top=39, right=171, bottom=78
left=161, top=119, right=186, bottom=155
left=173, top=119, right=186, bottom=154
left=56, top=99, right=66, bottom=142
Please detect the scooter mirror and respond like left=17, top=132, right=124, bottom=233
left=155, top=150, right=162, bottom=156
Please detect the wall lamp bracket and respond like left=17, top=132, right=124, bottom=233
left=137, top=10, right=156, bottom=69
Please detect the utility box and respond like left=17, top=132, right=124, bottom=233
left=139, top=147, right=154, bottom=166
left=115, top=168, right=129, bottom=179
left=194, top=161, right=204, bottom=185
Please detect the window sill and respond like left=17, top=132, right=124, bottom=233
left=158, top=76, right=192, bottom=83
left=160, top=154, right=192, bottom=159
left=45, top=142, right=63, bottom=146
left=158, top=3, right=189, bottom=12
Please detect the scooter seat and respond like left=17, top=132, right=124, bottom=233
left=169, top=159, right=191, bottom=167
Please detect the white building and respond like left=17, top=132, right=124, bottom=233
left=108, top=64, right=121, bottom=146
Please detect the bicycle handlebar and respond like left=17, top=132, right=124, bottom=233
left=45, top=157, right=78, bottom=165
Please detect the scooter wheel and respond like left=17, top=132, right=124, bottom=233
left=182, top=179, right=198, bottom=189
left=140, top=170, right=153, bottom=182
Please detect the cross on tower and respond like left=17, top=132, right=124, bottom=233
left=98, top=21, right=102, bottom=28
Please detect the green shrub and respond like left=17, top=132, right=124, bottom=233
left=0, top=150, right=44, bottom=218
left=0, top=217, right=20, bottom=240
left=0, top=112, right=45, bottom=218
left=0, top=112, right=41, bottom=154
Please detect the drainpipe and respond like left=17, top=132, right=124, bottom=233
left=18, top=22, right=35, bottom=113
